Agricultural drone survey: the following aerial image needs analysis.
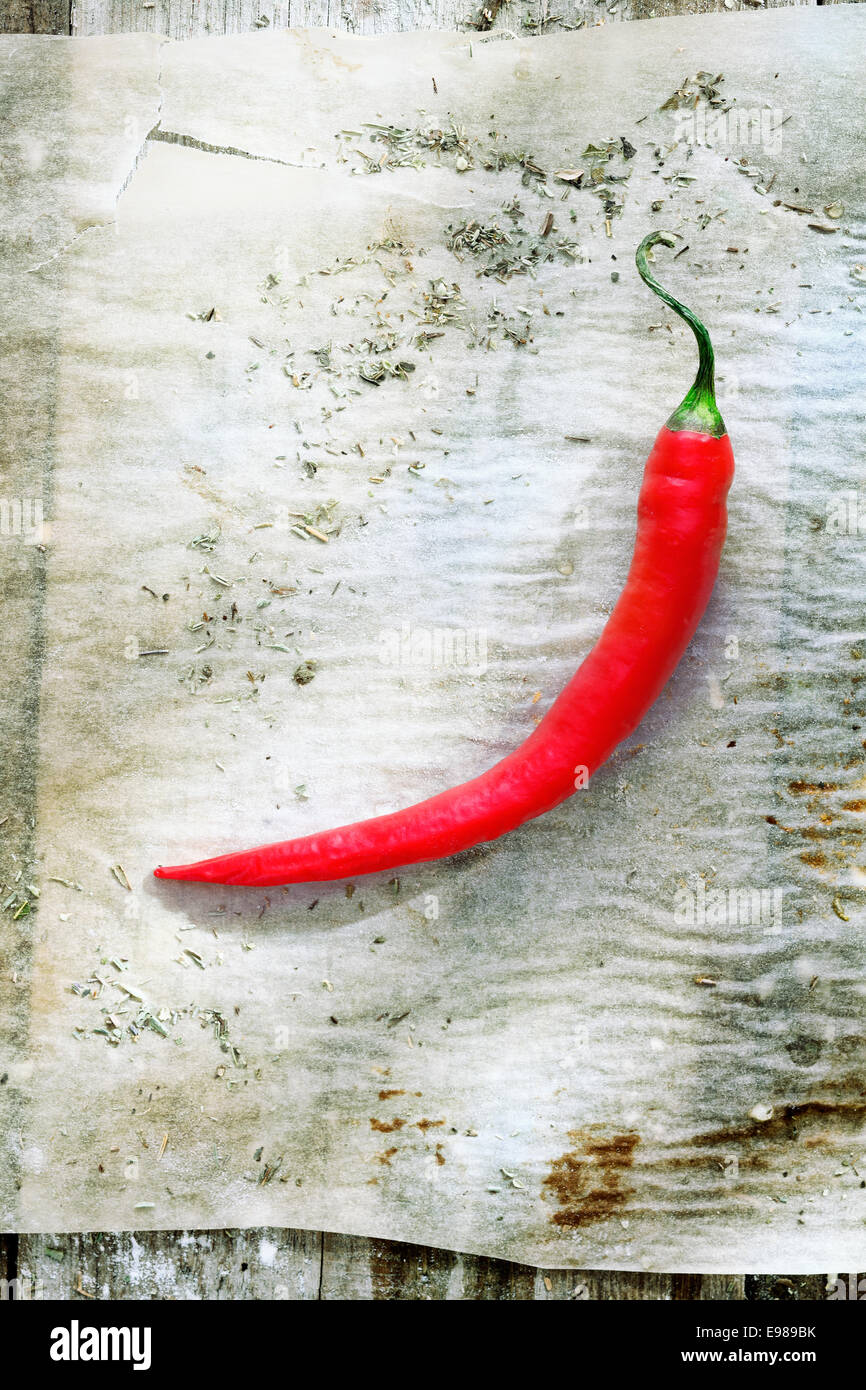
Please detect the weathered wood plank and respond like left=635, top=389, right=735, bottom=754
left=0, top=0, right=70, bottom=32
left=699, top=1274, right=748, bottom=1300
left=321, top=1232, right=455, bottom=1298
left=16, top=1229, right=323, bottom=1299
left=12, top=1229, right=760, bottom=1298
left=69, top=0, right=820, bottom=41
left=746, top=1274, right=833, bottom=1301
left=307, top=1234, right=748, bottom=1299
left=7, top=1227, right=852, bottom=1298
left=627, top=0, right=815, bottom=18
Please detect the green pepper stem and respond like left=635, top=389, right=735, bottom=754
left=635, top=231, right=725, bottom=438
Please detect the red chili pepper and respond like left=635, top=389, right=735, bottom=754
left=155, top=232, right=734, bottom=887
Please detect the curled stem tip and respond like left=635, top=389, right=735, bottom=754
left=636, top=231, right=725, bottom=438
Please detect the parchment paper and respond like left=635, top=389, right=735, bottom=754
left=2, top=7, right=865, bottom=1271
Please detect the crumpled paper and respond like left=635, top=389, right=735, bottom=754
left=1, top=6, right=865, bottom=1271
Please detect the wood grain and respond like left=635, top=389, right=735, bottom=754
left=6, top=1231, right=857, bottom=1299
left=12, top=1229, right=322, bottom=1300
left=68, top=0, right=823, bottom=40
left=0, top=0, right=69, bottom=32
left=5, top=1230, right=757, bottom=1298
left=0, top=0, right=854, bottom=1302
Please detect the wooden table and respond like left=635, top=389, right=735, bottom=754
left=0, top=0, right=855, bottom=1300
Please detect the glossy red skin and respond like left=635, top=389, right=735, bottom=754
left=155, top=426, right=735, bottom=886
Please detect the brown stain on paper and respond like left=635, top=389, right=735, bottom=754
left=692, top=1092, right=866, bottom=1151
left=800, top=850, right=827, bottom=869
left=370, top=1117, right=406, bottom=1133
left=543, top=1127, right=640, bottom=1228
